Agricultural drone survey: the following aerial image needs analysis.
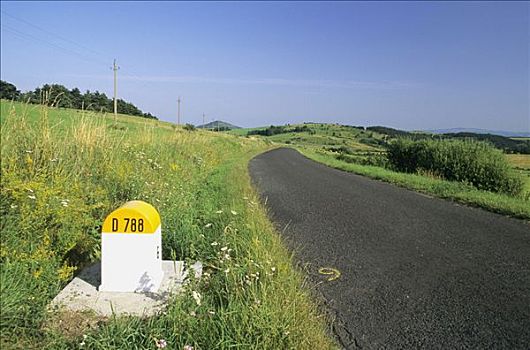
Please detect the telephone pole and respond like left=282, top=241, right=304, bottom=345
left=113, top=59, right=119, bottom=121
left=202, top=113, right=205, bottom=127
left=177, top=97, right=181, bottom=125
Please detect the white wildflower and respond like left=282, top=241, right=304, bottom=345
left=204, top=223, right=212, bottom=228
left=211, top=241, right=219, bottom=246
left=215, top=210, right=223, bottom=214
left=155, top=339, right=167, bottom=348
left=192, top=291, right=201, bottom=306
left=220, top=246, right=228, bottom=251
left=28, top=195, right=36, bottom=200
left=230, top=210, right=238, bottom=215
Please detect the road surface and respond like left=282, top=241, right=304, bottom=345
left=249, top=148, right=530, bottom=349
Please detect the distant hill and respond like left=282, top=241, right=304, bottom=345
left=427, top=128, right=530, bottom=138
left=197, top=120, right=241, bottom=130
left=366, top=126, right=530, bottom=154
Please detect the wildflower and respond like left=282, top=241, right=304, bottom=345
left=80, top=341, right=85, bottom=347
left=208, top=310, right=215, bottom=315
left=28, top=195, right=36, bottom=200
left=10, top=204, right=17, bottom=209
left=155, top=339, right=167, bottom=348
left=243, top=196, right=248, bottom=200
left=224, top=268, right=230, bottom=274
left=210, top=241, right=219, bottom=246
left=204, top=223, right=212, bottom=228
left=220, top=246, right=228, bottom=251
left=189, top=310, right=196, bottom=317
left=231, top=210, right=238, bottom=215
left=25, top=150, right=33, bottom=153
left=271, top=267, right=276, bottom=272
left=192, top=291, right=201, bottom=306
left=215, top=210, right=223, bottom=214
left=50, top=158, right=58, bottom=162
left=61, top=199, right=69, bottom=207
left=184, top=345, right=194, bottom=350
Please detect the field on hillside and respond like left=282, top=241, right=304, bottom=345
left=507, top=154, right=530, bottom=193
left=232, top=123, right=530, bottom=219
left=0, top=101, right=334, bottom=349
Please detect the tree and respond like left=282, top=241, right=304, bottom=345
left=70, top=87, right=83, bottom=109
left=2, top=80, right=158, bottom=120
left=0, top=80, right=21, bottom=100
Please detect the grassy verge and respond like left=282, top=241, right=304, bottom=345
left=0, top=100, right=334, bottom=349
left=298, top=146, right=530, bottom=220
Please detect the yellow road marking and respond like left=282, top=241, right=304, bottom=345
left=318, top=267, right=341, bottom=281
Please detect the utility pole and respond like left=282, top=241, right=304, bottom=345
left=177, top=97, right=181, bottom=125
left=113, top=59, right=119, bottom=121
left=202, top=113, right=205, bottom=127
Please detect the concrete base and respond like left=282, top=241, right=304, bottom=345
left=50, top=260, right=202, bottom=317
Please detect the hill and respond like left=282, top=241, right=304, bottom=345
left=427, top=128, right=530, bottom=138
left=0, top=100, right=333, bottom=349
left=365, top=126, right=530, bottom=154
left=197, top=120, right=241, bottom=130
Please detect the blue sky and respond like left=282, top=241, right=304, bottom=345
left=1, top=1, right=528, bottom=131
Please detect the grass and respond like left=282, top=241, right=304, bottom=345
left=507, top=154, right=530, bottom=194
left=0, top=100, right=335, bottom=349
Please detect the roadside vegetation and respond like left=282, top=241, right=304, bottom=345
left=0, top=100, right=334, bottom=349
left=233, top=123, right=530, bottom=220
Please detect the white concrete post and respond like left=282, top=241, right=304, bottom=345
left=99, top=200, right=163, bottom=293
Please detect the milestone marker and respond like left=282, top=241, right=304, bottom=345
left=100, top=200, right=164, bottom=292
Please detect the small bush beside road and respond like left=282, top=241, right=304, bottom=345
left=387, top=139, right=524, bottom=196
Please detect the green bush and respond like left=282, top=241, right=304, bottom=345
left=387, top=138, right=524, bottom=196
left=183, top=123, right=196, bottom=131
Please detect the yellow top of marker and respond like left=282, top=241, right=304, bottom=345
left=102, top=200, right=160, bottom=234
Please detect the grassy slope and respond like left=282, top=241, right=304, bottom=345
left=0, top=101, right=334, bottom=349
left=233, top=123, right=530, bottom=220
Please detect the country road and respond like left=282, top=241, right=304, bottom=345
left=249, top=148, right=530, bottom=349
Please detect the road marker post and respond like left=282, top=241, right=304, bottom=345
left=99, top=200, right=163, bottom=292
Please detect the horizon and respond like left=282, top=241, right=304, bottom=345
left=1, top=1, right=528, bottom=132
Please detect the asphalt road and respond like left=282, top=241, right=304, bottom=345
left=249, top=148, right=530, bottom=349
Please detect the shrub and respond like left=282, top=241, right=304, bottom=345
left=387, top=139, right=524, bottom=195
left=183, top=123, right=196, bottom=131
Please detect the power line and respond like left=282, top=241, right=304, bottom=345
left=1, top=24, right=108, bottom=66
left=1, top=10, right=110, bottom=62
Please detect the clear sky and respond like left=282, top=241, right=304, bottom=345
left=1, top=1, right=528, bottom=131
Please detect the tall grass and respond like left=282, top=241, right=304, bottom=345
left=0, top=101, right=334, bottom=349
left=387, top=138, right=524, bottom=196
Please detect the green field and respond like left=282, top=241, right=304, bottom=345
left=0, top=101, right=334, bottom=349
left=232, top=123, right=530, bottom=219
left=507, top=154, right=530, bottom=193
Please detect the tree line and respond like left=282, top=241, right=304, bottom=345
left=0, top=80, right=157, bottom=119
left=248, top=124, right=314, bottom=136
